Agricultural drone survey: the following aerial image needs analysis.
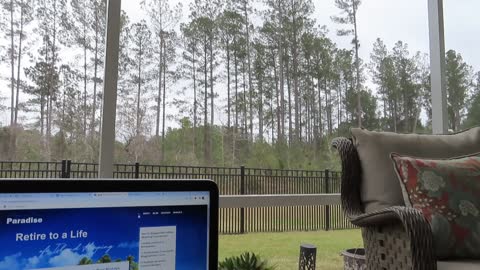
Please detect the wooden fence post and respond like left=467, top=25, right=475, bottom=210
left=325, top=169, right=330, bottom=231
left=240, top=166, right=245, bottom=234
left=134, top=163, right=140, bottom=179
left=61, top=160, right=71, bottom=179
left=61, top=160, right=67, bottom=178
left=66, top=160, right=71, bottom=179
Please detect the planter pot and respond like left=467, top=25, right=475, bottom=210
left=341, top=248, right=366, bottom=270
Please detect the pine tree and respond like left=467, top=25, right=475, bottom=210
left=13, top=0, right=34, bottom=126
left=445, top=50, right=472, bottom=131
left=257, top=21, right=280, bottom=143
left=70, top=0, right=92, bottom=138
left=129, top=21, right=152, bottom=136
left=332, top=0, right=362, bottom=127
left=181, top=20, right=200, bottom=156
left=392, top=41, right=418, bottom=132
left=218, top=9, right=243, bottom=132
left=464, top=72, right=480, bottom=128
left=285, top=0, right=314, bottom=141
left=264, top=0, right=286, bottom=143
left=89, top=0, right=106, bottom=138
left=35, top=0, right=69, bottom=146
left=233, top=0, right=254, bottom=141
left=189, top=0, right=222, bottom=164
left=142, top=0, right=182, bottom=139
left=253, top=40, right=267, bottom=141
left=24, top=61, right=59, bottom=139
left=142, top=0, right=182, bottom=161
left=0, top=0, right=34, bottom=126
left=57, top=64, right=81, bottom=138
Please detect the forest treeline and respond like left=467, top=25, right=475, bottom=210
left=0, top=0, right=479, bottom=169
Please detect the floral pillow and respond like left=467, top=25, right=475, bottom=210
left=391, top=152, right=480, bottom=259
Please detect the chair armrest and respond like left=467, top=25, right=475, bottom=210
left=331, top=137, right=363, bottom=216
left=351, top=206, right=436, bottom=270
left=332, top=137, right=436, bottom=269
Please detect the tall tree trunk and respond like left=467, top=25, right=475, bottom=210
left=243, top=0, right=253, bottom=141
left=278, top=1, right=285, bottom=143
left=10, top=0, right=15, bottom=126
left=47, top=95, right=53, bottom=141
left=83, top=17, right=88, bottom=138
left=161, top=39, right=167, bottom=162
left=203, top=37, right=209, bottom=164
left=242, top=60, right=247, bottom=136
left=335, top=81, right=340, bottom=133
left=225, top=41, right=231, bottom=164
left=40, top=94, right=45, bottom=136
left=454, top=111, right=461, bottom=132
left=286, top=60, right=292, bottom=145
left=382, top=91, right=387, bottom=130
left=14, top=2, right=25, bottom=125
left=61, top=76, right=66, bottom=132
left=136, top=44, right=143, bottom=136
left=192, top=43, right=197, bottom=156
left=155, top=0, right=164, bottom=137
left=209, top=32, right=214, bottom=132
left=47, top=0, right=59, bottom=152
left=91, top=3, right=100, bottom=138
left=279, top=55, right=285, bottom=143
left=40, top=39, right=48, bottom=138
left=317, top=77, right=323, bottom=138
left=258, top=75, right=264, bottom=141
left=46, top=95, right=49, bottom=136
left=226, top=42, right=231, bottom=129
left=311, top=72, right=318, bottom=142
left=291, top=0, right=299, bottom=141
left=270, top=82, right=275, bottom=143
left=234, top=50, right=239, bottom=130
left=412, top=105, right=420, bottom=133
left=273, top=54, right=281, bottom=142
left=325, top=79, right=332, bottom=135
left=155, top=42, right=162, bottom=137
left=393, top=99, right=398, bottom=133
left=353, top=0, right=362, bottom=128
left=232, top=49, right=239, bottom=165
left=306, top=97, right=310, bottom=142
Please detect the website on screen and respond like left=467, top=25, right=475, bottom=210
left=0, top=192, right=210, bottom=270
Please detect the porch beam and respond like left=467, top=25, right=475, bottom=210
left=428, top=0, right=448, bottom=134
left=99, top=0, right=122, bottom=178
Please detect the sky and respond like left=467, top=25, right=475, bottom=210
left=122, top=0, right=480, bottom=71
left=1, top=0, right=479, bottom=127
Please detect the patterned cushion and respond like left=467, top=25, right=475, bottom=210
left=391, top=152, right=480, bottom=259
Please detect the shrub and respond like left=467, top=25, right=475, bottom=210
left=218, top=252, right=276, bottom=270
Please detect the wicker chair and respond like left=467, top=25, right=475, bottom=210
left=332, top=136, right=480, bottom=270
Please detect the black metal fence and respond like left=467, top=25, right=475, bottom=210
left=0, top=160, right=355, bottom=234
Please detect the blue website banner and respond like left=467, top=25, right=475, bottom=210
left=0, top=205, right=208, bottom=270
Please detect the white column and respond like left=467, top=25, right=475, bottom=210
left=428, top=0, right=448, bottom=134
left=99, top=0, right=121, bottom=178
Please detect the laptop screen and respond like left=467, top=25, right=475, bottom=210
left=0, top=191, right=210, bottom=270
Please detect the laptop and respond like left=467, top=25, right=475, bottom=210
left=0, top=180, right=218, bottom=270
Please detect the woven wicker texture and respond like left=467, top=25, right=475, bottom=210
left=332, top=137, right=437, bottom=270
left=342, top=249, right=367, bottom=270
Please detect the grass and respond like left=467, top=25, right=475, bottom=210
left=219, top=230, right=363, bottom=270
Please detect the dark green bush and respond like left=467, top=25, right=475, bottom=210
left=218, top=252, right=276, bottom=270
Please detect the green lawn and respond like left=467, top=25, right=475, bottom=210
left=219, top=230, right=363, bottom=270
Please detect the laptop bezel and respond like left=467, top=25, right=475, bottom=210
left=0, top=179, right=219, bottom=270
